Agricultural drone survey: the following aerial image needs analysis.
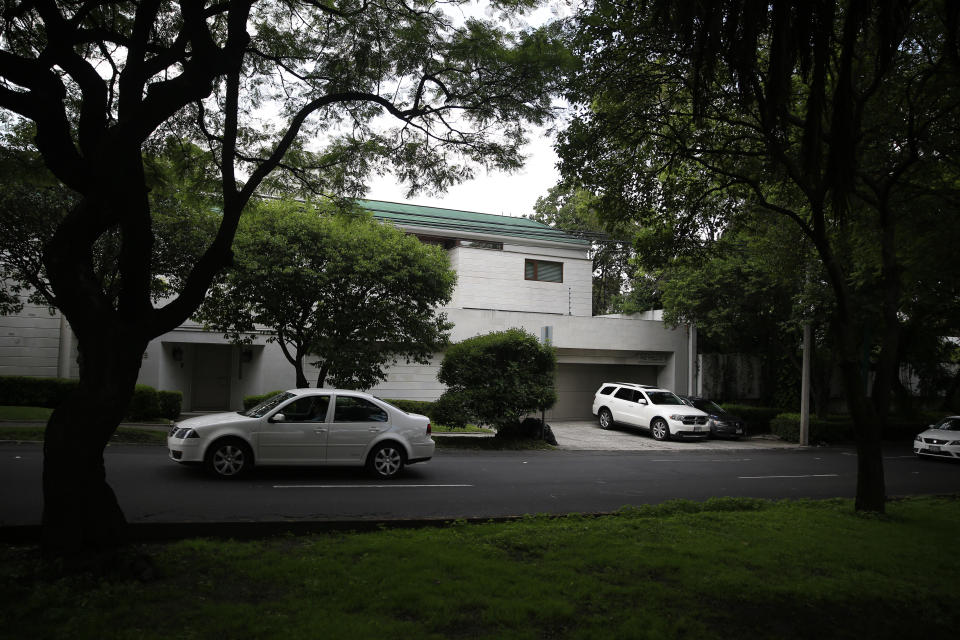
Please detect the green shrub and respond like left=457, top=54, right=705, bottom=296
left=383, top=398, right=435, bottom=416
left=0, top=376, right=80, bottom=408
left=243, top=390, right=285, bottom=410
left=770, top=413, right=855, bottom=443
left=720, top=404, right=785, bottom=434
left=429, top=391, right=473, bottom=429
left=437, top=328, right=556, bottom=429
left=126, top=384, right=161, bottom=421
left=158, top=390, right=183, bottom=420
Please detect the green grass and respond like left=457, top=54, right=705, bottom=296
left=431, top=423, right=491, bottom=433
left=2, top=497, right=957, bottom=639
left=0, top=405, right=53, bottom=421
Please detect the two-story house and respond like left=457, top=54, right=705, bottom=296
left=0, top=199, right=696, bottom=419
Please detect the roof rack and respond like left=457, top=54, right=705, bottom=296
left=611, top=382, right=659, bottom=389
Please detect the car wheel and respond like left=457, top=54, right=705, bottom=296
left=651, top=418, right=670, bottom=441
left=598, top=408, right=614, bottom=430
left=205, top=438, right=252, bottom=478
left=368, top=442, right=406, bottom=479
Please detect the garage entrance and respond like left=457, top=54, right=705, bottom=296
left=550, top=363, right=658, bottom=420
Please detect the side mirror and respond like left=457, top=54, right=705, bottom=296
left=271, top=413, right=287, bottom=423
left=637, top=399, right=648, bottom=405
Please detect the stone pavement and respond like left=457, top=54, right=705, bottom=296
left=549, top=420, right=798, bottom=451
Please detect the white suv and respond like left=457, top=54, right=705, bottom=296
left=591, top=382, right=710, bottom=441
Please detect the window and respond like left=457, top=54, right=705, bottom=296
left=280, top=395, right=330, bottom=422
left=599, top=386, right=616, bottom=396
left=334, top=396, right=388, bottom=422
left=459, top=239, right=503, bottom=250
left=614, top=387, right=642, bottom=402
left=525, top=259, right=563, bottom=283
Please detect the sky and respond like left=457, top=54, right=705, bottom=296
left=364, top=128, right=562, bottom=219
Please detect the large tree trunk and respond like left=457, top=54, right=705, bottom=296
left=41, top=327, right=148, bottom=564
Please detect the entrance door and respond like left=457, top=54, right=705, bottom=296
left=192, top=344, right=232, bottom=411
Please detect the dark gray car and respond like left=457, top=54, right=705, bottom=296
left=680, top=397, right=745, bottom=439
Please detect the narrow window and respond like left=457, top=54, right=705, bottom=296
left=524, top=259, right=563, bottom=283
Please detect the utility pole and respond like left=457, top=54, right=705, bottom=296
left=800, top=322, right=811, bottom=446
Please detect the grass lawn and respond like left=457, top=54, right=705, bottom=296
left=0, top=405, right=53, bottom=421
left=2, top=496, right=957, bottom=639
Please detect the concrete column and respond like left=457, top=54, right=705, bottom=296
left=687, top=323, right=697, bottom=395
left=57, top=314, right=73, bottom=379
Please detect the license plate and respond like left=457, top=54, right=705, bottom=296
left=928, top=445, right=941, bottom=452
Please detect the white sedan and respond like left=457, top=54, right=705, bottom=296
left=167, top=389, right=435, bottom=479
left=914, top=416, right=960, bottom=460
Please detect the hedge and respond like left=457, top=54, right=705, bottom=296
left=383, top=398, right=435, bottom=416
left=243, top=390, right=285, bottom=410
left=0, top=375, right=180, bottom=421
left=770, top=412, right=944, bottom=443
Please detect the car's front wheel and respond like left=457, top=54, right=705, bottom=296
left=368, top=442, right=406, bottom=479
left=205, top=438, right=253, bottom=478
left=598, top=408, right=614, bottom=430
left=650, top=418, right=670, bottom=441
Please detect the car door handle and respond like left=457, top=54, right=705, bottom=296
left=314, top=428, right=327, bottom=434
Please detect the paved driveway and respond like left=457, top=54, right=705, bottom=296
left=551, top=420, right=798, bottom=451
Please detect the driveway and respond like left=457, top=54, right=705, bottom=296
left=550, top=420, right=798, bottom=451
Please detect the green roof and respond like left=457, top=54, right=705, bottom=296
left=356, top=199, right=588, bottom=245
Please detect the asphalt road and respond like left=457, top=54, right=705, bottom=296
left=2, top=442, right=959, bottom=529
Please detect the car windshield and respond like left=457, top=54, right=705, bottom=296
left=933, top=417, right=960, bottom=431
left=696, top=400, right=725, bottom=414
left=241, top=392, right=295, bottom=418
left=647, top=391, right=685, bottom=405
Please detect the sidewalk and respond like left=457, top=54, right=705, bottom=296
left=549, top=420, right=797, bottom=451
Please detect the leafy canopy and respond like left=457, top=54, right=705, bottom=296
left=437, top=328, right=556, bottom=428
left=196, top=199, right=456, bottom=389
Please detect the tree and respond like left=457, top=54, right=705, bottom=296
left=530, top=185, right=636, bottom=315
left=0, top=0, right=568, bottom=563
left=196, top=199, right=456, bottom=389
left=558, top=1, right=960, bottom=511
left=437, top=328, right=556, bottom=430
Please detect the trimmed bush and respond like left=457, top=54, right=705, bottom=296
left=438, top=328, right=556, bottom=430
left=0, top=376, right=79, bottom=408
left=429, top=392, right=473, bottom=430
left=383, top=398, right=435, bottom=416
left=243, top=390, right=285, bottom=410
left=126, top=384, right=161, bottom=421
left=770, top=413, right=855, bottom=443
left=158, top=390, right=183, bottom=420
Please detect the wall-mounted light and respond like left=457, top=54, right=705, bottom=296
left=171, top=346, right=184, bottom=362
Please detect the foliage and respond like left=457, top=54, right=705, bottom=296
left=558, top=0, right=960, bottom=511
left=2, top=498, right=959, bottom=638
left=0, top=0, right=571, bottom=555
left=437, top=329, right=556, bottom=429
left=382, top=399, right=435, bottom=417
left=243, top=391, right=286, bottom=411
left=125, top=385, right=160, bottom=422
left=428, top=391, right=475, bottom=430
left=530, top=185, right=639, bottom=314
left=157, top=391, right=183, bottom=421
left=0, top=376, right=174, bottom=421
left=196, top=199, right=456, bottom=389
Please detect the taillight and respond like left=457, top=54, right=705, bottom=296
left=426, top=422, right=432, bottom=435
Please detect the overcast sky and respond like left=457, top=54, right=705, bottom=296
left=364, top=1, right=573, bottom=219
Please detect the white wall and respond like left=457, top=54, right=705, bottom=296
left=0, top=299, right=62, bottom=377
left=449, top=243, right=592, bottom=317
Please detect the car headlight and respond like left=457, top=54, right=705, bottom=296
left=915, top=434, right=922, bottom=442
left=668, top=415, right=687, bottom=421
left=172, top=427, right=199, bottom=439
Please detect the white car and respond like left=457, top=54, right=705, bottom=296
left=592, top=382, right=710, bottom=440
left=167, top=389, right=435, bottom=479
left=914, top=416, right=960, bottom=460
